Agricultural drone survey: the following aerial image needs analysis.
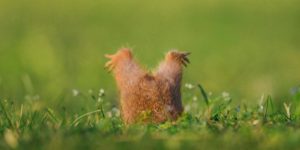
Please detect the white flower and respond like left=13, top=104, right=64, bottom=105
left=184, top=83, right=194, bottom=89
left=222, top=92, right=230, bottom=97
left=99, top=88, right=105, bottom=97
left=97, top=97, right=103, bottom=103
left=112, top=107, right=120, bottom=117
left=184, top=104, right=191, bottom=112
left=222, top=92, right=231, bottom=101
left=259, top=105, right=264, bottom=112
left=192, top=96, right=198, bottom=101
left=72, top=89, right=79, bottom=96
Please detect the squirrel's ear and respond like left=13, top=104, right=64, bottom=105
left=180, top=52, right=190, bottom=67
left=182, top=52, right=191, bottom=56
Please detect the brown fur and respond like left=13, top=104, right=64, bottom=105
left=105, top=48, right=190, bottom=124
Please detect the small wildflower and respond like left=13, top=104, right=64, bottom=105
left=222, top=92, right=231, bottom=101
left=72, top=89, right=79, bottom=97
left=259, top=105, right=264, bottom=112
left=99, top=88, right=105, bottom=97
left=97, top=97, right=103, bottom=103
left=112, top=107, right=120, bottom=117
left=192, top=96, right=198, bottom=101
left=184, top=83, right=194, bottom=89
left=222, top=91, right=229, bottom=97
left=184, top=104, right=191, bottom=112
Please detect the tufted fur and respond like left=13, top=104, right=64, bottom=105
left=105, top=48, right=190, bottom=124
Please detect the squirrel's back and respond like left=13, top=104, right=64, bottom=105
left=120, top=73, right=183, bottom=124
left=105, top=48, right=189, bottom=124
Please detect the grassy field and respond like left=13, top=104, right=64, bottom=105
left=1, top=86, right=300, bottom=149
left=1, top=0, right=300, bottom=149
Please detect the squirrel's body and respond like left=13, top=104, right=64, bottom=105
left=105, top=48, right=189, bottom=124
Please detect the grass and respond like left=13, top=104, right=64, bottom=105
left=1, top=84, right=300, bottom=150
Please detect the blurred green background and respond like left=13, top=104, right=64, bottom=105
left=0, top=0, right=299, bottom=104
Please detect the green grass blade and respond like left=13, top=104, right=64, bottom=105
left=71, top=109, right=103, bottom=127
left=0, top=100, right=18, bottom=133
left=197, top=84, right=209, bottom=106
left=46, top=108, right=60, bottom=123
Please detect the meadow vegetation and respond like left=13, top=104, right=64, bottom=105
left=1, top=85, right=300, bottom=149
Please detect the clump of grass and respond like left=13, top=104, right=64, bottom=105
left=1, top=85, right=300, bottom=150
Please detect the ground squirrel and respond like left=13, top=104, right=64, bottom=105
left=105, top=48, right=190, bottom=124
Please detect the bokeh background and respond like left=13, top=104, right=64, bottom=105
left=1, top=0, right=299, bottom=106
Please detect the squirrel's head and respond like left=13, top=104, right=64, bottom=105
left=165, top=50, right=190, bottom=67
left=105, top=48, right=133, bottom=71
